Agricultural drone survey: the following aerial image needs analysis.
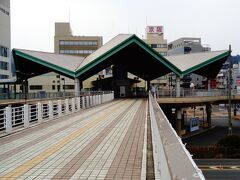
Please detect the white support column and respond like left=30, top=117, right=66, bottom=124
left=23, top=104, right=29, bottom=128
left=5, top=107, right=12, bottom=134
left=65, top=99, right=69, bottom=114
left=77, top=97, right=81, bottom=110
left=48, top=101, right=53, bottom=120
left=71, top=98, right=75, bottom=112
left=37, top=102, right=42, bottom=123
left=208, top=79, right=211, bottom=91
left=58, top=100, right=62, bottom=116
left=74, top=78, right=80, bottom=97
left=176, top=76, right=181, bottom=97
left=81, top=97, right=85, bottom=109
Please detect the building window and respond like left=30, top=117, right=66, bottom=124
left=63, top=85, right=74, bottom=90
left=0, top=46, right=8, bottom=58
left=0, top=62, right=8, bottom=70
left=0, top=75, right=8, bottom=79
left=52, top=85, right=55, bottom=90
left=59, top=40, right=98, bottom=47
left=30, top=85, right=42, bottom=90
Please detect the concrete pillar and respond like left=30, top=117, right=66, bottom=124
left=206, top=104, right=212, bottom=127
left=74, top=78, right=80, bottom=96
left=176, top=108, right=182, bottom=136
left=176, top=76, right=181, bottom=97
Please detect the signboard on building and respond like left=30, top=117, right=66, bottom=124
left=146, top=26, right=163, bottom=34
left=190, top=117, right=199, bottom=132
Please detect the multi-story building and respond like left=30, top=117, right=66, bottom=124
left=0, top=0, right=11, bottom=82
left=143, top=26, right=168, bottom=89
left=168, top=37, right=211, bottom=89
left=54, top=22, right=103, bottom=56
left=25, top=23, right=103, bottom=93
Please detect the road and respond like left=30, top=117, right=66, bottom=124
left=195, top=159, right=240, bottom=180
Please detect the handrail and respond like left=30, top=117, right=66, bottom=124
left=0, top=91, right=114, bottom=135
left=157, top=88, right=237, bottom=98
left=149, top=92, right=205, bottom=179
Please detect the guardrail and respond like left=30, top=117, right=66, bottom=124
left=0, top=91, right=114, bottom=136
left=157, top=88, right=237, bottom=98
left=149, top=93, right=205, bottom=179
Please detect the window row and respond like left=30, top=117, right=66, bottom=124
left=0, top=46, right=9, bottom=58
left=150, top=44, right=167, bottom=49
left=0, top=75, right=9, bottom=79
left=0, top=61, right=8, bottom=70
left=59, top=40, right=98, bottom=46
left=59, top=49, right=95, bottom=55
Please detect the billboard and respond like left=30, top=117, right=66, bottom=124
left=146, top=26, right=163, bottom=34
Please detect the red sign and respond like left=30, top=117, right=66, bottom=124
left=146, top=26, right=163, bottom=34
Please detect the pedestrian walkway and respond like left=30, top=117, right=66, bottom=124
left=0, top=99, right=147, bottom=180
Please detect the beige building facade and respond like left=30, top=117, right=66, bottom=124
left=24, top=23, right=103, bottom=93
left=143, top=26, right=168, bottom=88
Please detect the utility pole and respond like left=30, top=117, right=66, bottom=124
left=228, top=45, right=233, bottom=135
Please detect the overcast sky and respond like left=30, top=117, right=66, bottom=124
left=11, top=0, right=240, bottom=55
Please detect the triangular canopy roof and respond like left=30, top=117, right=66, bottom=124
left=12, top=34, right=230, bottom=81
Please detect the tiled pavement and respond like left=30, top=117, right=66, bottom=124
left=0, top=99, right=147, bottom=180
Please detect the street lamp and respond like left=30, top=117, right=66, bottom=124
left=227, top=45, right=233, bottom=135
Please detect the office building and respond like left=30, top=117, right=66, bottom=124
left=0, top=0, right=11, bottom=81
left=54, top=22, right=103, bottom=56
left=168, top=37, right=211, bottom=89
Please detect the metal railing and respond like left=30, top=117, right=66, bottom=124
left=0, top=91, right=114, bottom=135
left=149, top=93, right=205, bottom=179
left=0, top=91, right=112, bottom=101
left=157, top=88, right=238, bottom=98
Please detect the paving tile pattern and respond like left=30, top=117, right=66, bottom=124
left=0, top=99, right=147, bottom=180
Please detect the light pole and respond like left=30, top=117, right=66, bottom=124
left=228, top=45, right=233, bottom=135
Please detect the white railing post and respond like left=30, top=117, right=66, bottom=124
left=71, top=98, right=75, bottom=112
left=86, top=96, right=89, bottom=108
left=23, top=104, right=29, bottom=128
left=58, top=100, right=62, bottom=116
left=77, top=97, right=81, bottom=110
left=65, top=99, right=69, bottom=114
left=82, top=96, right=85, bottom=109
left=48, top=101, right=53, bottom=120
left=37, top=102, right=42, bottom=123
left=5, top=107, right=12, bottom=134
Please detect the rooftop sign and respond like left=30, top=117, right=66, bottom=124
left=146, top=26, right=163, bottom=34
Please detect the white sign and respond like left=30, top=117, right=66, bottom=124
left=146, top=26, right=163, bottom=34
left=190, top=117, right=199, bottom=132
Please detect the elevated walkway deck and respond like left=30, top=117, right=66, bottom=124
left=0, top=99, right=147, bottom=179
